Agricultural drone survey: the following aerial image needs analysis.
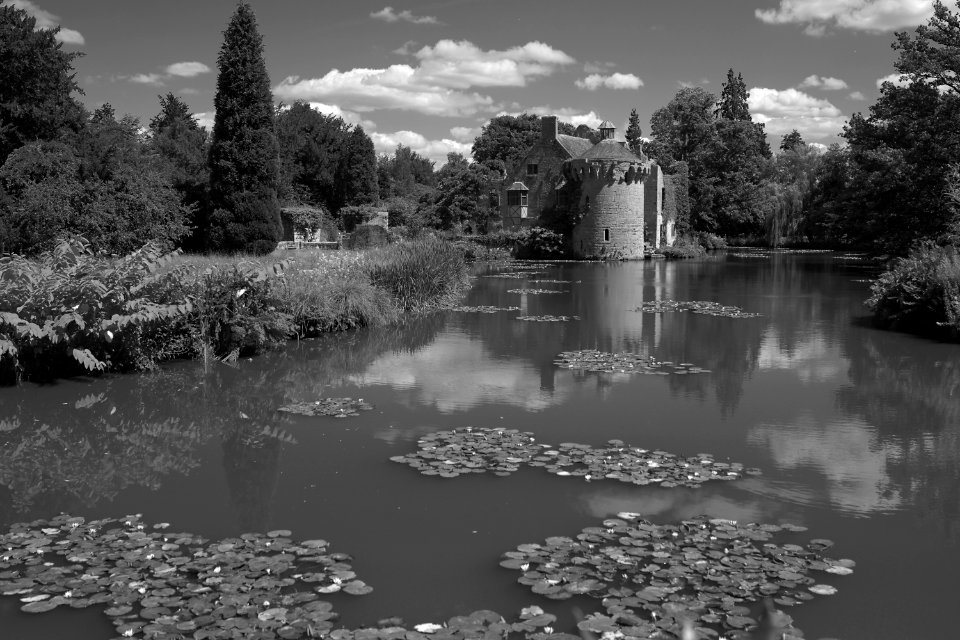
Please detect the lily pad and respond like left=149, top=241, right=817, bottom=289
left=507, top=289, right=568, bottom=295
left=278, top=398, right=373, bottom=417
left=516, top=315, right=580, bottom=322
left=450, top=306, right=521, bottom=313
left=634, top=300, right=762, bottom=319
left=555, top=350, right=709, bottom=375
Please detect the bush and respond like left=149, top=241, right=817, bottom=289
left=696, top=232, right=728, bottom=250
left=0, top=238, right=193, bottom=383
left=867, top=242, right=960, bottom=338
left=514, top=227, right=566, bottom=259
left=365, top=237, right=469, bottom=311
left=345, top=224, right=390, bottom=250
left=661, top=238, right=707, bottom=260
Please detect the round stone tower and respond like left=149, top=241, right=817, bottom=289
left=562, top=121, right=647, bottom=259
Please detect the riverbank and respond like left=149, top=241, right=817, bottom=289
left=0, top=236, right=470, bottom=384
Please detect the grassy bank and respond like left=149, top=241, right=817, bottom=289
left=867, top=242, right=960, bottom=340
left=0, top=236, right=469, bottom=384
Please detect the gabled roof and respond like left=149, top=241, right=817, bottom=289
left=598, top=120, right=615, bottom=129
left=578, top=139, right=644, bottom=162
left=506, top=181, right=529, bottom=191
left=556, top=134, right=593, bottom=158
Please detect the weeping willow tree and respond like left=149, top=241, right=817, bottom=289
left=764, top=143, right=821, bottom=246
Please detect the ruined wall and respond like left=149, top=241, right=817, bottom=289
left=567, top=160, right=645, bottom=259
left=643, top=163, right=664, bottom=248
left=662, top=177, right=678, bottom=246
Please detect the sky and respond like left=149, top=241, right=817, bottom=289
left=4, top=0, right=939, bottom=164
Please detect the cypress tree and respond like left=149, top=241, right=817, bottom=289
left=625, top=108, right=644, bottom=155
left=207, top=2, right=281, bottom=255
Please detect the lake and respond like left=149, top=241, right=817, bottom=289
left=1, top=250, right=958, bottom=640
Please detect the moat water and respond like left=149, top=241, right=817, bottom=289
left=1, top=250, right=959, bottom=639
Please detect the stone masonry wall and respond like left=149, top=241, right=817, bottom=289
left=570, top=160, right=645, bottom=259
left=501, top=140, right=569, bottom=229
left=643, top=163, right=664, bottom=248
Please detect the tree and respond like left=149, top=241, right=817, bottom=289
left=207, top=2, right=281, bottom=255
left=716, top=68, right=751, bottom=121
left=893, top=1, right=960, bottom=93
left=647, top=87, right=717, bottom=170
left=0, top=4, right=84, bottom=164
left=625, top=108, right=643, bottom=155
left=149, top=93, right=209, bottom=250
left=276, top=102, right=349, bottom=208
left=332, top=125, right=378, bottom=212
left=472, top=114, right=541, bottom=174
left=434, top=152, right=501, bottom=232
left=780, top=129, right=805, bottom=152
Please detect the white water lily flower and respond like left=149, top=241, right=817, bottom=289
left=236, top=288, right=247, bottom=298
left=414, top=623, right=444, bottom=633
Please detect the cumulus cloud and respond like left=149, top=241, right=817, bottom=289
left=849, top=90, right=866, bottom=100
left=370, top=6, right=439, bottom=25
left=165, top=61, right=211, bottom=77
left=370, top=130, right=471, bottom=165
left=127, top=73, right=165, bottom=86
left=756, top=0, right=934, bottom=34
left=306, top=102, right=377, bottom=131
left=876, top=72, right=909, bottom=88
left=449, top=126, right=481, bottom=142
left=6, top=0, right=84, bottom=44
left=798, top=74, right=848, bottom=90
left=500, top=106, right=604, bottom=129
left=583, top=61, right=617, bottom=74
left=749, top=87, right=847, bottom=140
left=273, top=39, right=574, bottom=117
left=192, top=111, right=215, bottom=131
left=575, top=73, right=643, bottom=91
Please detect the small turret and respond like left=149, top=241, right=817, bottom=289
left=599, top=120, right=616, bottom=140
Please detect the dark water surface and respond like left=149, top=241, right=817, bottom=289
left=2, top=251, right=959, bottom=639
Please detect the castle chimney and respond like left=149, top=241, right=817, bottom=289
left=541, top=115, right=558, bottom=143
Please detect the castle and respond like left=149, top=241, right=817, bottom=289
left=501, top=116, right=679, bottom=259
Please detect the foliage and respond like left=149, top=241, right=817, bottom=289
left=434, top=152, right=501, bottom=233
left=0, top=141, right=190, bottom=255
left=647, top=87, right=717, bottom=171
left=282, top=205, right=336, bottom=240
left=867, top=242, right=960, bottom=338
left=377, top=144, right=436, bottom=199
left=716, top=68, right=751, bottom=121
left=625, top=108, right=643, bottom=155
left=893, top=0, right=960, bottom=93
left=276, top=102, right=350, bottom=208
left=0, top=4, right=85, bottom=164
left=780, top=129, right=805, bottom=152
left=333, top=125, right=378, bottom=212
left=695, top=232, right=728, bottom=250
left=365, top=236, right=469, bottom=311
left=345, top=224, right=390, bottom=250
left=671, top=161, right=692, bottom=237
left=471, top=114, right=542, bottom=174
left=661, top=238, right=707, bottom=259
left=514, top=227, right=567, bottom=260
left=0, top=238, right=193, bottom=383
left=207, top=2, right=281, bottom=254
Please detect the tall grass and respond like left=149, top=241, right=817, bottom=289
left=867, top=242, right=960, bottom=339
left=364, top=236, right=470, bottom=312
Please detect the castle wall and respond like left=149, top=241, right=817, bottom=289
left=643, top=163, right=664, bottom=248
left=662, top=176, right=678, bottom=246
left=568, top=160, right=645, bottom=259
left=501, top=118, right=568, bottom=229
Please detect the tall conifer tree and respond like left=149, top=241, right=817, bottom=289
left=716, top=69, right=751, bottom=121
left=207, top=2, right=281, bottom=254
left=625, top=108, right=644, bottom=155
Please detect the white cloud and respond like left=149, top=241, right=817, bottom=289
left=756, top=0, right=934, bottom=34
left=370, top=6, right=439, bottom=25
left=165, top=61, right=211, bottom=77
left=127, top=73, right=165, bottom=86
left=798, top=74, right=848, bottom=90
left=575, top=72, right=643, bottom=91
left=876, top=72, right=909, bottom=88
left=371, top=131, right=472, bottom=166
left=306, top=102, right=377, bottom=131
left=749, top=87, right=847, bottom=140
left=500, top=106, right=604, bottom=129
left=393, top=40, right=418, bottom=55
left=192, top=111, right=215, bottom=131
left=808, top=142, right=829, bottom=153
left=5, top=0, right=84, bottom=44
left=583, top=61, right=617, bottom=74
left=848, top=90, right=866, bottom=100
left=449, top=126, right=480, bottom=142
left=273, top=39, right=574, bottom=117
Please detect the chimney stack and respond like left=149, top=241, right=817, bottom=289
left=541, top=115, right=558, bottom=143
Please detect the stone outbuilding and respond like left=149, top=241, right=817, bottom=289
left=501, top=115, right=680, bottom=258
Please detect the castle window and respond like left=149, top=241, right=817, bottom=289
left=585, top=195, right=590, bottom=212
left=661, top=187, right=666, bottom=208
left=603, top=228, right=610, bottom=242
left=527, top=163, right=539, bottom=176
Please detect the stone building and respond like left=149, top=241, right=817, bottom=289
left=502, top=115, right=679, bottom=258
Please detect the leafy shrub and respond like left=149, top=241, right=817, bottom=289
left=661, top=238, right=707, bottom=260
left=365, top=237, right=469, bottom=311
left=0, top=238, right=192, bottom=383
left=867, top=242, right=960, bottom=338
left=514, top=227, right=567, bottom=259
left=345, top=224, right=390, bottom=250
left=696, top=232, right=728, bottom=250
left=339, top=204, right=379, bottom=232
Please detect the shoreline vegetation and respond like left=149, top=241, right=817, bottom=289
left=0, top=236, right=470, bottom=385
